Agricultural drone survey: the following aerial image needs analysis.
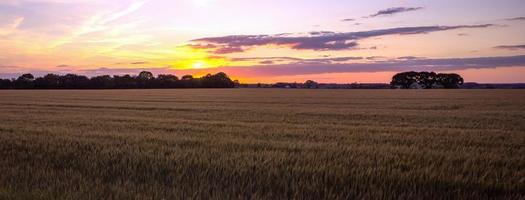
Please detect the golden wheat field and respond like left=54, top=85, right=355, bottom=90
left=0, top=89, right=524, bottom=199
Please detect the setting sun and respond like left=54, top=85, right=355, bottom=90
left=192, top=61, right=205, bottom=69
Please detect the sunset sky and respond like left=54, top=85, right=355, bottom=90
left=1, top=0, right=524, bottom=83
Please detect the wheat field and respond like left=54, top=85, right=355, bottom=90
left=0, top=89, right=524, bottom=199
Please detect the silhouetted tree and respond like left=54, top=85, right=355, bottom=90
left=417, top=71, right=438, bottom=89
left=15, top=73, right=35, bottom=89
left=437, top=73, right=464, bottom=89
left=304, top=80, right=319, bottom=89
left=181, top=75, right=200, bottom=88
left=0, top=79, right=12, bottom=89
left=201, top=72, right=235, bottom=88
left=113, top=75, right=137, bottom=89
left=391, top=71, right=419, bottom=89
left=90, top=75, right=114, bottom=89
left=155, top=74, right=179, bottom=88
left=59, top=74, right=90, bottom=89
left=18, top=73, right=35, bottom=81
left=391, top=71, right=464, bottom=89
left=138, top=71, right=154, bottom=80
left=233, top=80, right=240, bottom=88
left=181, top=75, right=193, bottom=81
left=135, top=71, right=154, bottom=88
left=34, top=74, right=60, bottom=89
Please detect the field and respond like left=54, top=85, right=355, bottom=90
left=0, top=89, right=524, bottom=199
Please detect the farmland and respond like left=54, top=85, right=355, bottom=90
left=0, top=89, right=524, bottom=199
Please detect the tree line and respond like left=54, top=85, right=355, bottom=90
left=0, top=70, right=465, bottom=90
left=391, top=71, right=464, bottom=89
left=0, top=71, right=237, bottom=89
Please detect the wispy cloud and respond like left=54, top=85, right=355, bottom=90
left=231, top=56, right=363, bottom=65
left=98, top=1, right=147, bottom=25
left=0, top=16, right=23, bottom=36
left=0, top=65, right=20, bottom=69
left=131, top=61, right=149, bottom=65
left=51, top=0, right=148, bottom=48
left=494, top=44, right=525, bottom=50
left=506, top=17, right=525, bottom=21
left=367, top=7, right=423, bottom=18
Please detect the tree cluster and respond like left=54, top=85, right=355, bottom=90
left=269, top=80, right=319, bottom=89
left=391, top=71, right=464, bottom=89
left=0, top=71, right=237, bottom=89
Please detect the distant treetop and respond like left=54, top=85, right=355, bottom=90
left=391, top=71, right=464, bottom=89
left=0, top=72, right=236, bottom=89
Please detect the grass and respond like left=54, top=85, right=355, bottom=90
left=0, top=89, right=524, bottom=199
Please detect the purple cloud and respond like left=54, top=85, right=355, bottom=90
left=192, top=24, right=494, bottom=52
left=368, top=7, right=424, bottom=18
left=259, top=60, right=274, bottom=65
left=231, top=56, right=363, bottom=65
left=213, top=46, right=245, bottom=54
left=231, top=57, right=303, bottom=62
left=495, top=45, right=525, bottom=50
left=397, top=56, right=426, bottom=60
left=506, top=17, right=525, bottom=21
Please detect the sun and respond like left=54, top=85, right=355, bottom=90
left=165, top=45, right=230, bottom=70
left=192, top=61, right=205, bottom=69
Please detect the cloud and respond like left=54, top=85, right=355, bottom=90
left=131, top=61, right=149, bottom=65
left=397, top=56, right=425, bottom=60
left=309, top=31, right=336, bottom=35
left=98, top=1, right=147, bottom=25
left=368, top=7, right=423, bottom=18
left=187, top=43, right=217, bottom=49
left=0, top=0, right=97, bottom=5
left=495, top=45, right=525, bottom=50
left=79, top=67, right=171, bottom=77
left=0, top=65, right=19, bottom=69
left=213, top=46, right=245, bottom=54
left=0, top=16, right=23, bottom=36
left=232, top=56, right=363, bottom=65
left=259, top=60, right=274, bottom=65
left=341, top=18, right=355, bottom=22
left=506, top=17, right=525, bottom=21
left=231, top=57, right=303, bottom=62
left=293, top=57, right=363, bottom=64
left=8, top=16, right=24, bottom=29
left=366, top=56, right=387, bottom=60
left=50, top=0, right=149, bottom=48
left=192, top=24, right=494, bottom=52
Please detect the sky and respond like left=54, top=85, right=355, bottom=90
left=0, top=0, right=524, bottom=83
